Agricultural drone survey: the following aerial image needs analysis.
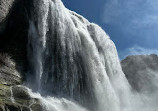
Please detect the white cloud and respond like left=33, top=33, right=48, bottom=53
left=102, top=0, right=158, bottom=26
left=119, top=45, right=158, bottom=60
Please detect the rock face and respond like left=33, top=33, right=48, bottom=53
left=0, top=0, right=15, bottom=32
left=0, top=0, right=40, bottom=107
left=0, top=1, right=31, bottom=107
left=0, top=85, right=43, bottom=111
left=0, top=0, right=31, bottom=78
left=0, top=54, right=33, bottom=111
left=0, top=54, right=21, bottom=85
left=0, top=0, right=15, bottom=23
left=121, top=54, right=158, bottom=93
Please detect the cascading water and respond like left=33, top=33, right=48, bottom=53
left=10, top=86, right=15, bottom=103
left=26, top=0, right=131, bottom=111
left=22, top=0, right=158, bottom=111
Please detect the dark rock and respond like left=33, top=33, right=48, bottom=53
left=0, top=2, right=30, bottom=110
left=0, top=0, right=33, bottom=81
left=12, top=86, right=31, bottom=100
left=0, top=104, right=5, bottom=111
left=0, top=84, right=43, bottom=111
left=0, top=54, right=22, bottom=85
left=0, top=0, right=15, bottom=23
left=21, top=106, right=31, bottom=111
left=30, top=103, right=44, bottom=111
left=0, top=0, right=15, bottom=34
left=0, top=103, right=31, bottom=111
left=5, top=104, right=21, bottom=111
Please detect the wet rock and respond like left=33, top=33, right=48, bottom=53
left=30, top=103, right=44, bottom=111
left=12, top=86, right=31, bottom=100
left=0, top=84, right=43, bottom=111
left=0, top=0, right=31, bottom=80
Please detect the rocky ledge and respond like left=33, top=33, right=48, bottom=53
left=0, top=85, right=44, bottom=111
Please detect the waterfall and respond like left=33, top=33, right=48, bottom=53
left=26, top=0, right=133, bottom=111
left=27, top=88, right=89, bottom=111
left=10, top=86, right=15, bottom=103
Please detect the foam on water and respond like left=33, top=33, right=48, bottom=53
left=27, top=88, right=89, bottom=111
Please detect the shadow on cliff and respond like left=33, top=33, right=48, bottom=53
left=0, top=0, right=33, bottom=81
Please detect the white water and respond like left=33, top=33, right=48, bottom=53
left=10, top=86, right=15, bottom=103
left=27, top=88, right=89, bottom=111
left=25, top=0, right=158, bottom=111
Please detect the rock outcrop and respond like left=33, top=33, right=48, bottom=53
left=0, top=0, right=15, bottom=32
left=0, top=85, right=43, bottom=111
left=121, top=54, right=158, bottom=93
left=0, top=0, right=15, bottom=23
left=0, top=54, right=21, bottom=85
left=0, top=53, right=40, bottom=111
left=0, top=0, right=42, bottom=108
left=0, top=0, right=31, bottom=79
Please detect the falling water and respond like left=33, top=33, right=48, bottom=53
left=27, top=88, right=89, bottom=111
left=10, top=86, right=15, bottom=103
left=25, top=0, right=158, bottom=111
left=27, top=0, right=131, bottom=111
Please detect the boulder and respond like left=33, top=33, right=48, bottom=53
left=12, top=86, right=31, bottom=100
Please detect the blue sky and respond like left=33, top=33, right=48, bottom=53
left=62, top=0, right=158, bottom=60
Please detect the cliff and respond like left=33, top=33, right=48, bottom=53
left=121, top=54, right=158, bottom=94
